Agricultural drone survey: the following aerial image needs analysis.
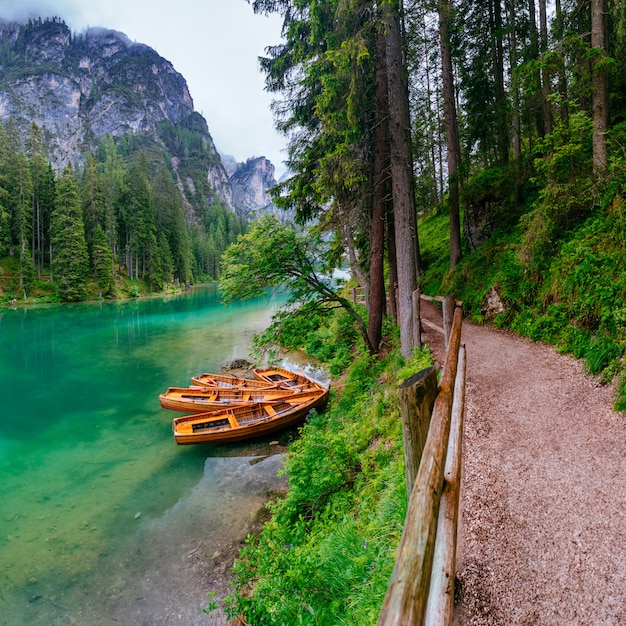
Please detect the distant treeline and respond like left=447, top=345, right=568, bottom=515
left=0, top=119, right=244, bottom=302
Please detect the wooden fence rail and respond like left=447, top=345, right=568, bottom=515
left=378, top=302, right=466, bottom=626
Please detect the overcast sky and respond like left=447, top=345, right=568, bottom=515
left=0, top=0, right=287, bottom=175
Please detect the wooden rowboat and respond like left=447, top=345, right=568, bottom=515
left=159, top=386, right=301, bottom=414
left=172, top=387, right=329, bottom=444
left=253, top=367, right=325, bottom=390
left=191, top=372, right=277, bottom=389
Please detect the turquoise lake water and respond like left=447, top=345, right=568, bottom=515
left=0, top=285, right=295, bottom=625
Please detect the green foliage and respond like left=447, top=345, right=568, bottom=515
left=253, top=307, right=363, bottom=377
left=417, top=208, right=452, bottom=296
left=396, top=346, right=437, bottom=384
left=617, top=374, right=626, bottom=413
left=197, top=205, right=244, bottom=281
left=520, top=111, right=594, bottom=275
left=0, top=112, right=239, bottom=301
left=462, top=166, right=516, bottom=214
left=220, top=216, right=311, bottom=302
left=227, top=327, right=434, bottom=624
left=19, top=246, right=35, bottom=297
left=92, top=225, right=114, bottom=296
left=221, top=215, right=375, bottom=353
left=202, top=590, right=219, bottom=616
left=52, top=167, right=90, bottom=302
left=304, top=310, right=362, bottom=376
left=418, top=142, right=626, bottom=410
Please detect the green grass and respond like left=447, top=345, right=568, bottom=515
left=417, top=208, right=452, bottom=297
left=224, top=311, right=433, bottom=625
left=417, top=167, right=626, bottom=411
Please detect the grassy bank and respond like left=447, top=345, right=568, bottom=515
left=219, top=310, right=432, bottom=624
left=0, top=256, right=190, bottom=305
left=417, top=164, right=626, bottom=411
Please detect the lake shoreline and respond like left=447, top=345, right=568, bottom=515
left=196, top=482, right=285, bottom=625
left=0, top=284, right=289, bottom=625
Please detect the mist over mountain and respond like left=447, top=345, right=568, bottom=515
left=0, top=16, right=279, bottom=219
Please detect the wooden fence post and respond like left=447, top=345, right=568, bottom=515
left=378, top=306, right=463, bottom=626
left=399, top=367, right=438, bottom=497
left=424, top=344, right=467, bottom=626
left=442, top=295, right=455, bottom=348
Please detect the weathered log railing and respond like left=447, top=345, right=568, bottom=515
left=378, top=298, right=466, bottom=626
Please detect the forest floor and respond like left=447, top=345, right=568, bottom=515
left=420, top=300, right=626, bottom=625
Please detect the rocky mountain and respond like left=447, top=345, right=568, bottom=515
left=0, top=17, right=278, bottom=220
left=229, top=156, right=281, bottom=220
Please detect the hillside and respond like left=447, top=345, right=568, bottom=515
left=0, top=16, right=285, bottom=302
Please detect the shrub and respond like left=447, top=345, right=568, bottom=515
left=226, top=314, right=434, bottom=624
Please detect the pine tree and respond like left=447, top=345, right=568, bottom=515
left=117, top=157, right=157, bottom=280
left=25, top=122, right=48, bottom=279
left=0, top=123, right=10, bottom=256
left=92, top=224, right=114, bottom=297
left=81, top=154, right=106, bottom=259
left=11, top=151, right=34, bottom=293
left=98, top=136, right=122, bottom=267
left=385, top=0, right=420, bottom=356
left=51, top=166, right=89, bottom=301
left=438, top=0, right=462, bottom=268
left=158, top=231, right=174, bottom=286
left=152, top=164, right=193, bottom=284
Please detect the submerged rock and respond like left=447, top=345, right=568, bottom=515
left=223, top=358, right=254, bottom=371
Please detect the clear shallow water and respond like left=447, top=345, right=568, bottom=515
left=0, top=285, right=288, bottom=625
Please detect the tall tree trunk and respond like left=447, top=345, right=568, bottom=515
left=492, top=0, right=509, bottom=164
left=592, top=0, right=608, bottom=173
left=439, top=0, right=462, bottom=268
left=538, top=0, right=553, bottom=135
left=126, top=231, right=130, bottom=274
left=386, top=206, right=399, bottom=326
left=423, top=19, right=440, bottom=205
left=437, top=80, right=445, bottom=202
left=385, top=0, right=420, bottom=357
left=19, top=238, right=25, bottom=289
left=528, top=0, right=544, bottom=139
left=31, top=197, right=36, bottom=279
left=368, top=27, right=391, bottom=354
left=507, top=0, right=522, bottom=206
left=37, top=201, right=42, bottom=279
left=554, top=0, right=570, bottom=127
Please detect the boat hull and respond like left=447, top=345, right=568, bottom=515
left=172, top=388, right=329, bottom=444
left=159, top=386, right=301, bottom=413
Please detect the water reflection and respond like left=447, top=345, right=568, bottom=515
left=0, top=285, right=291, bottom=625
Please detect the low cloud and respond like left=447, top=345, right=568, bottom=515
left=0, top=0, right=286, bottom=175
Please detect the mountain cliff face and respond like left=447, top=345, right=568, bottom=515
left=0, top=17, right=277, bottom=219
left=229, top=156, right=279, bottom=220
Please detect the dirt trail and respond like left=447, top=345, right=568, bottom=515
left=420, top=301, right=626, bottom=625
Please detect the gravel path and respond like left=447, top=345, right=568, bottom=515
left=420, top=302, right=626, bottom=625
